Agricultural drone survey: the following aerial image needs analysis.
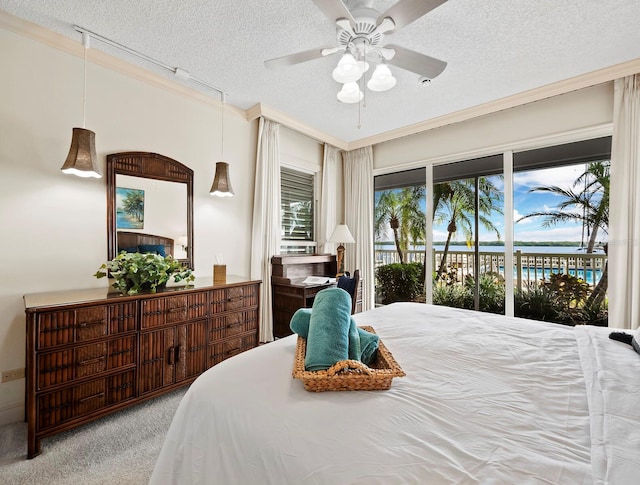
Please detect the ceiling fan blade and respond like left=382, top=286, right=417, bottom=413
left=378, top=0, right=448, bottom=33
left=385, top=44, right=447, bottom=79
left=264, top=47, right=335, bottom=69
left=321, top=46, right=346, bottom=56
left=311, top=0, right=355, bottom=25
left=336, top=18, right=356, bottom=38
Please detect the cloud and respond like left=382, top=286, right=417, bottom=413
left=515, top=225, right=583, bottom=242
left=514, top=208, right=534, bottom=224
left=514, top=165, right=585, bottom=190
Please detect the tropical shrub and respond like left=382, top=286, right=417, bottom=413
left=514, top=283, right=566, bottom=324
left=375, top=262, right=424, bottom=304
left=543, top=273, right=590, bottom=311
left=433, top=273, right=505, bottom=314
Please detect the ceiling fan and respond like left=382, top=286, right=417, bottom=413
left=264, top=0, right=448, bottom=103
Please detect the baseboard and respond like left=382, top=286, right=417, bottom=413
left=0, top=401, right=24, bottom=426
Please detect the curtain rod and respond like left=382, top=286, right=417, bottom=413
left=73, top=25, right=227, bottom=99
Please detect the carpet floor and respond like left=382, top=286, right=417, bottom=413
left=0, top=387, right=187, bottom=485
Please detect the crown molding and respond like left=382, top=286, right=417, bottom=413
left=350, top=58, right=640, bottom=150
left=372, top=123, right=613, bottom=176
left=246, top=103, right=349, bottom=150
left=0, top=10, right=236, bottom=113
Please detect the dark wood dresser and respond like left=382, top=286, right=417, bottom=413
left=24, top=276, right=260, bottom=458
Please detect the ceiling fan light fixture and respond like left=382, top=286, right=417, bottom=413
left=337, top=81, right=363, bottom=103
left=367, top=63, right=397, bottom=92
left=332, top=53, right=363, bottom=83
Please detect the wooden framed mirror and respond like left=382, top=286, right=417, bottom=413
left=107, top=152, right=194, bottom=269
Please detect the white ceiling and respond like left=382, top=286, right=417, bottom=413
left=2, top=0, right=640, bottom=144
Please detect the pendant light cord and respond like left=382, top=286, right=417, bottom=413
left=82, top=33, right=89, bottom=128
left=221, top=93, right=225, bottom=160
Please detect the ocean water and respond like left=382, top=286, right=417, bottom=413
left=376, top=244, right=602, bottom=254
left=375, top=244, right=606, bottom=285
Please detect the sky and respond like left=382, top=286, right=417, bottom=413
left=511, top=165, right=590, bottom=243
left=377, top=163, right=606, bottom=245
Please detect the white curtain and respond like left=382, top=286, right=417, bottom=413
left=342, top=146, right=375, bottom=311
left=609, top=75, right=640, bottom=330
left=250, top=117, right=281, bottom=342
left=318, top=143, right=341, bottom=254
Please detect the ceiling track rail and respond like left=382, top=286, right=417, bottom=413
left=73, top=25, right=227, bottom=100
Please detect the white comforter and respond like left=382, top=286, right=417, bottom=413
left=151, top=303, right=640, bottom=485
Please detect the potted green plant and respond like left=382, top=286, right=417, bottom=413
left=94, top=252, right=195, bottom=295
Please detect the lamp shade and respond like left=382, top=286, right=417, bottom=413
left=332, top=53, right=363, bottom=83
left=328, top=224, right=355, bottom=244
left=367, top=64, right=397, bottom=92
left=61, top=127, right=102, bottom=178
left=210, top=161, right=234, bottom=197
left=337, top=82, right=363, bottom=104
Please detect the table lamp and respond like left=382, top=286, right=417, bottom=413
left=328, top=224, right=355, bottom=278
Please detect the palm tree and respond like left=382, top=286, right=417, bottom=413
left=433, top=177, right=504, bottom=278
left=374, top=186, right=425, bottom=264
left=517, top=161, right=610, bottom=305
left=576, top=161, right=609, bottom=253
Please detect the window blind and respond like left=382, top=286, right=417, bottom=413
left=281, top=167, right=314, bottom=243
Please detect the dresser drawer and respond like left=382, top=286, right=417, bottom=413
left=209, top=309, right=258, bottom=341
left=37, top=336, right=136, bottom=390
left=140, top=292, right=209, bottom=329
left=36, top=369, right=136, bottom=431
left=210, top=284, right=259, bottom=314
left=37, top=306, right=107, bottom=349
left=109, top=302, right=137, bottom=334
left=208, top=334, right=257, bottom=367
left=36, top=304, right=137, bottom=350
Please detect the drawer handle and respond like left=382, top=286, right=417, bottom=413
left=110, top=382, right=134, bottom=392
left=78, top=355, right=106, bottom=365
left=167, top=307, right=186, bottom=313
left=78, top=319, right=105, bottom=328
left=42, top=324, right=73, bottom=333
left=109, top=348, right=133, bottom=357
left=142, top=310, right=164, bottom=317
left=111, top=315, right=134, bottom=321
left=78, top=392, right=105, bottom=404
left=167, top=347, right=174, bottom=365
left=141, top=357, right=164, bottom=365
left=42, top=363, right=73, bottom=374
left=226, top=322, right=243, bottom=329
left=226, top=346, right=241, bottom=354
left=40, top=402, right=72, bottom=414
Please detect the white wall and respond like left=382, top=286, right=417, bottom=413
left=373, top=83, right=614, bottom=170
left=0, top=26, right=258, bottom=423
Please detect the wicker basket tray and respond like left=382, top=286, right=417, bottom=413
left=292, top=326, right=405, bottom=392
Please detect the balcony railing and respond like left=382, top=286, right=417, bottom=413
left=375, top=248, right=607, bottom=289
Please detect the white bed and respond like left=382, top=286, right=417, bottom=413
left=151, top=303, right=640, bottom=484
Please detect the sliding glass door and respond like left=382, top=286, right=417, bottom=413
left=432, top=156, right=505, bottom=314
left=373, top=136, right=610, bottom=326
left=374, top=168, right=426, bottom=305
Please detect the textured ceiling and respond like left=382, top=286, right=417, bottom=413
left=2, top=0, right=640, bottom=143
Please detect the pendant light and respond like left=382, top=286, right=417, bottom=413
left=337, top=81, right=363, bottom=104
left=210, top=93, right=234, bottom=197
left=367, top=63, right=397, bottom=92
left=61, top=32, right=102, bottom=178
